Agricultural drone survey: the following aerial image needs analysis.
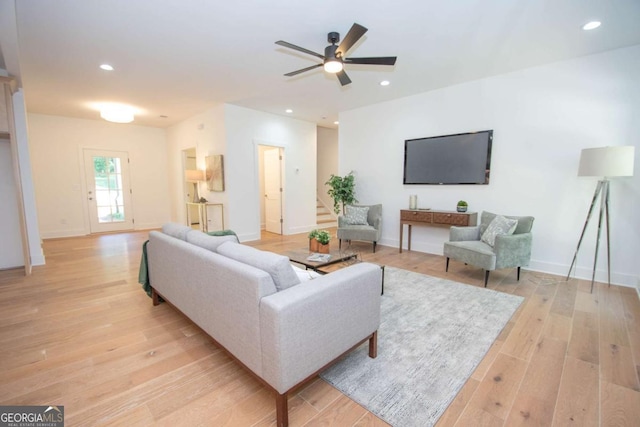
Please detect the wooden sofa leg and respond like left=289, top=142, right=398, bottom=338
left=369, top=331, right=378, bottom=359
left=373, top=241, right=377, bottom=253
left=517, top=266, right=521, bottom=281
left=484, top=271, right=490, bottom=288
left=445, top=257, right=450, bottom=272
left=276, top=392, right=288, bottom=427
left=151, top=287, right=160, bottom=306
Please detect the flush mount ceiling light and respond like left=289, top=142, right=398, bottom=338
left=99, top=64, right=114, bottom=71
left=285, top=109, right=293, bottom=113
left=582, top=21, right=601, bottom=30
left=380, top=80, right=390, bottom=86
left=334, top=121, right=339, bottom=125
left=100, top=105, right=135, bottom=123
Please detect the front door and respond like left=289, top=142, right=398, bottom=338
left=83, top=149, right=134, bottom=233
left=263, top=148, right=283, bottom=234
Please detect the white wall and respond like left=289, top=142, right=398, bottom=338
left=166, top=104, right=227, bottom=226
left=28, top=114, right=171, bottom=238
left=224, top=104, right=317, bottom=241
left=340, top=45, right=640, bottom=287
left=0, top=138, right=23, bottom=268
left=317, top=126, right=338, bottom=213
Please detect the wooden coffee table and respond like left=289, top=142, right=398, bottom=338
left=285, top=248, right=385, bottom=294
left=284, top=248, right=358, bottom=274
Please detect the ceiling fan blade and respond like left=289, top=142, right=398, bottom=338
left=344, top=56, right=397, bottom=66
left=336, top=70, right=352, bottom=86
left=336, top=23, right=368, bottom=57
left=284, top=63, right=323, bottom=77
left=275, top=40, right=325, bottom=60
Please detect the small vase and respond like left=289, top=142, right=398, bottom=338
left=317, top=243, right=330, bottom=254
left=309, top=239, right=319, bottom=252
left=457, top=206, right=467, bottom=212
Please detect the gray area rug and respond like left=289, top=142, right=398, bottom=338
left=320, top=267, right=523, bottom=427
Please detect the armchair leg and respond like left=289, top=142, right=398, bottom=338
left=484, top=270, right=490, bottom=287
left=369, top=331, right=378, bottom=358
left=517, top=266, right=521, bottom=281
left=373, top=241, right=377, bottom=253
left=445, top=257, right=450, bottom=272
left=339, top=239, right=342, bottom=250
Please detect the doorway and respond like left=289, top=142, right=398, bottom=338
left=260, top=146, right=283, bottom=235
left=83, top=149, right=134, bottom=233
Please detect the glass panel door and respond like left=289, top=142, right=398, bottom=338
left=83, top=149, right=134, bottom=233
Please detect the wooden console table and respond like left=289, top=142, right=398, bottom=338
left=399, top=209, right=478, bottom=253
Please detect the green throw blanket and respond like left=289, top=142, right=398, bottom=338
left=138, top=240, right=153, bottom=297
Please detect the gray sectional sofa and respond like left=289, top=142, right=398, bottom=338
left=146, top=223, right=382, bottom=427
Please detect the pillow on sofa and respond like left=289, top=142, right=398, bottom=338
left=217, top=242, right=300, bottom=291
left=162, top=223, right=192, bottom=241
left=186, top=230, right=239, bottom=253
left=344, top=206, right=369, bottom=225
left=481, top=215, right=518, bottom=247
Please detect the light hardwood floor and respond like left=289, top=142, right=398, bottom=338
left=0, top=229, right=638, bottom=426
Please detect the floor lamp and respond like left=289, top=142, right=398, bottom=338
left=566, top=146, right=635, bottom=293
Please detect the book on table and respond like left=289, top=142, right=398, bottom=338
left=306, top=253, right=331, bottom=262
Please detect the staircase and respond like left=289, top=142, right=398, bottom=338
left=316, top=198, right=337, bottom=228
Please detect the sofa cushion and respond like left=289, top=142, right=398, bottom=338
left=291, top=265, right=321, bottom=283
left=344, top=205, right=369, bottom=225
left=481, top=215, right=518, bottom=247
left=186, top=230, right=239, bottom=253
left=217, top=242, right=300, bottom=291
left=162, top=223, right=192, bottom=240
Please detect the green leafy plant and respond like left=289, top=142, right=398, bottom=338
left=316, top=230, right=331, bottom=245
left=326, top=172, right=357, bottom=214
left=457, top=200, right=468, bottom=207
left=308, top=229, right=320, bottom=240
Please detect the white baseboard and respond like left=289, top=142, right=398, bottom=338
left=287, top=224, right=319, bottom=236
left=381, top=237, right=637, bottom=289
left=41, top=228, right=87, bottom=239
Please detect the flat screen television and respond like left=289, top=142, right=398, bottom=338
left=403, top=130, right=493, bottom=185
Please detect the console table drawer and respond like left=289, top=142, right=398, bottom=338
left=401, top=210, right=432, bottom=222
left=433, top=212, right=471, bottom=226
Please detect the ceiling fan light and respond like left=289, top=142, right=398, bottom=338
left=324, top=60, right=343, bottom=74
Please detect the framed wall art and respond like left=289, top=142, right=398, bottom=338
left=206, top=154, right=225, bottom=192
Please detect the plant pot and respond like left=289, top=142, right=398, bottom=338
left=309, top=239, right=319, bottom=252
left=317, top=242, right=330, bottom=254
left=457, top=206, right=467, bottom=212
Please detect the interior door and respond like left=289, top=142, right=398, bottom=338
left=264, top=148, right=282, bottom=234
left=83, top=149, right=134, bottom=233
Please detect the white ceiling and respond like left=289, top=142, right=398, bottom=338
left=8, top=0, right=640, bottom=129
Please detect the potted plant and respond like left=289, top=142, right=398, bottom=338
left=308, top=229, right=320, bottom=252
left=316, top=230, right=331, bottom=254
left=457, top=200, right=468, bottom=212
left=326, top=172, right=357, bottom=214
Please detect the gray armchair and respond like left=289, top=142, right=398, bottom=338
left=338, top=204, right=382, bottom=253
left=443, top=211, right=534, bottom=287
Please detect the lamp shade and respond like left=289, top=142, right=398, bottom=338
left=185, top=169, right=205, bottom=182
left=578, top=146, right=635, bottom=177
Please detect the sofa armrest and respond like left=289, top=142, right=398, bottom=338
left=450, top=225, right=481, bottom=241
left=259, top=262, right=382, bottom=394
left=494, top=232, right=532, bottom=269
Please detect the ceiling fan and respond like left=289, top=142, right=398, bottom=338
left=275, top=23, right=397, bottom=86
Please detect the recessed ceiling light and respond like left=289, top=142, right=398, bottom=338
left=380, top=80, right=390, bottom=86
left=334, top=121, right=339, bottom=125
left=100, top=64, right=114, bottom=71
left=285, top=109, right=293, bottom=113
left=582, top=21, right=601, bottom=31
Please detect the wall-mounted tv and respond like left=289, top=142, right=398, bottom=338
left=403, top=130, right=493, bottom=185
